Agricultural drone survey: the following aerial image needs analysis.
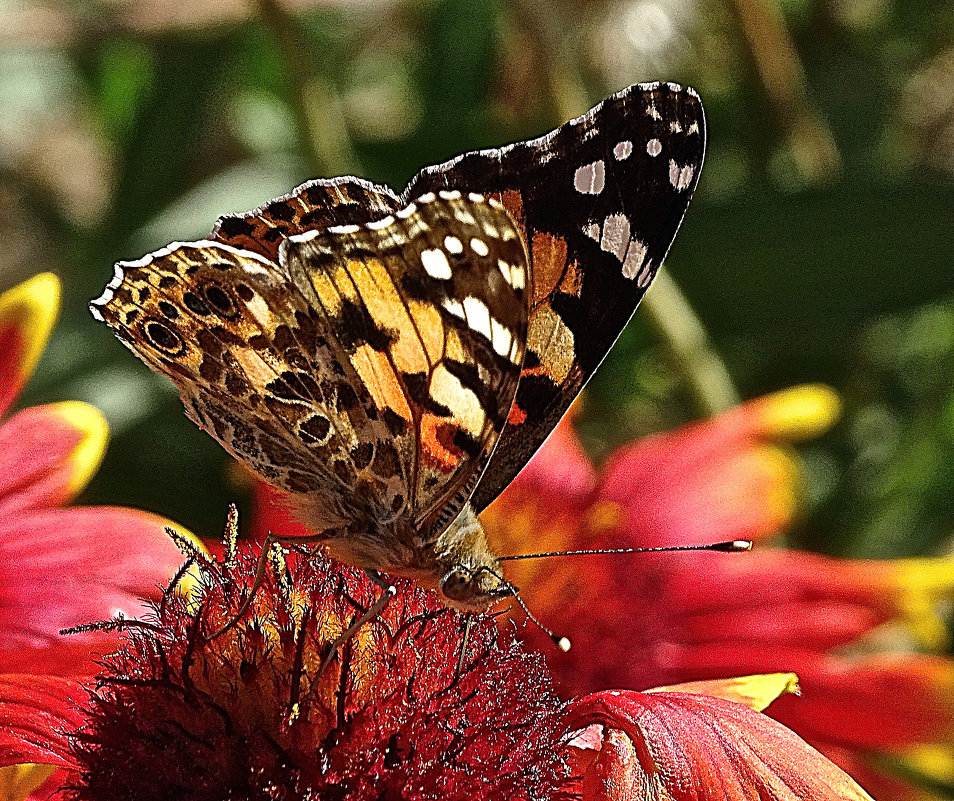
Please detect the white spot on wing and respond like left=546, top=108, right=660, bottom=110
left=646, top=138, right=662, bottom=157
left=583, top=221, right=600, bottom=242
left=421, top=248, right=452, bottom=280
left=498, top=259, right=526, bottom=290
left=366, top=215, right=395, bottom=230
left=396, top=202, right=418, bottom=219
left=637, top=262, right=656, bottom=288
left=614, top=140, right=634, bottom=160
left=462, top=296, right=493, bottom=341
left=621, top=239, right=649, bottom=280
left=490, top=316, right=513, bottom=357
left=444, top=235, right=463, bottom=254
left=328, top=223, right=360, bottom=235
left=439, top=189, right=462, bottom=200
left=669, top=160, right=695, bottom=191
left=470, top=237, right=489, bottom=257
left=442, top=298, right=465, bottom=319
left=600, top=213, right=630, bottom=261
left=573, top=159, right=606, bottom=195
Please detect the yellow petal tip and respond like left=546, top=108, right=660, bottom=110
left=0, top=763, right=60, bottom=801
left=48, top=400, right=110, bottom=499
left=649, top=672, right=801, bottom=711
left=757, top=384, right=841, bottom=441
left=0, top=273, right=61, bottom=386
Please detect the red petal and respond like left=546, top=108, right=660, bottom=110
left=565, top=690, right=873, bottom=800
left=0, top=674, right=85, bottom=769
left=0, top=403, right=108, bottom=515
left=250, top=482, right=312, bottom=543
left=0, top=507, right=189, bottom=670
left=0, top=275, right=60, bottom=419
left=766, top=654, right=954, bottom=752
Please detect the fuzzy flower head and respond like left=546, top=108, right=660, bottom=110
left=68, top=519, right=573, bottom=801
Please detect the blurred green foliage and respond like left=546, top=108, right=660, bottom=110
left=2, top=0, right=953, bottom=569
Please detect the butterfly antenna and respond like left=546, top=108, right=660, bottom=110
left=490, top=569, right=571, bottom=653
left=498, top=540, right=752, bottom=561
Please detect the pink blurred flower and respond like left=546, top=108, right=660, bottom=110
left=0, top=273, right=197, bottom=799
left=481, top=386, right=954, bottom=800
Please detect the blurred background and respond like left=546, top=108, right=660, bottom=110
left=1, top=0, right=952, bottom=569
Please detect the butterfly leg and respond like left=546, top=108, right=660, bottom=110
left=452, top=613, right=474, bottom=689
left=363, top=568, right=392, bottom=589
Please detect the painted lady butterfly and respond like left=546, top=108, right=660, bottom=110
left=91, top=82, right=705, bottom=611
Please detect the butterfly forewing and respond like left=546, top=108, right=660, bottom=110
left=279, top=192, right=529, bottom=538
left=405, top=83, right=705, bottom=512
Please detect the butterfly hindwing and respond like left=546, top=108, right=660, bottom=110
left=93, top=194, right=529, bottom=544
left=212, top=177, right=401, bottom=262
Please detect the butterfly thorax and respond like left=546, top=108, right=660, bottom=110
left=304, top=498, right=510, bottom=612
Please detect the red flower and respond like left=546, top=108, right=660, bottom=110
left=0, top=274, right=197, bottom=798
left=480, top=386, right=954, bottom=800
left=0, top=520, right=873, bottom=800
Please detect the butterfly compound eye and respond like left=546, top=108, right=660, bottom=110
left=439, top=567, right=474, bottom=603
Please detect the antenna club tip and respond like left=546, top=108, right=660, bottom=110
left=554, top=635, right=572, bottom=652
left=716, top=540, right=752, bottom=551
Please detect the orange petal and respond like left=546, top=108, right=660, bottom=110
left=0, top=763, right=61, bottom=801
left=0, top=274, right=60, bottom=419
left=0, top=402, right=109, bottom=515
left=565, top=690, right=874, bottom=800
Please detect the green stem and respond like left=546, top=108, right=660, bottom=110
left=640, top=269, right=740, bottom=415
left=729, top=0, right=841, bottom=184
left=255, top=0, right=363, bottom=177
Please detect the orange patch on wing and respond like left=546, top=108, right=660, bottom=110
left=419, top=414, right=463, bottom=471
left=531, top=232, right=569, bottom=305
left=498, top=189, right=526, bottom=230
left=508, top=402, right=527, bottom=426
left=558, top=257, right=583, bottom=298
left=349, top=345, right=412, bottom=421
left=407, top=299, right=446, bottom=364
left=348, top=257, right=434, bottom=374
left=444, top=328, right=467, bottom=362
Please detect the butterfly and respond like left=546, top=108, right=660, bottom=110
left=91, top=81, right=705, bottom=611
